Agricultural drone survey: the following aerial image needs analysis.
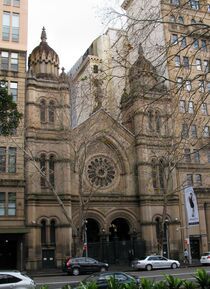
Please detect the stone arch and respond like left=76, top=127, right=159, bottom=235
left=86, top=218, right=100, bottom=242
left=105, top=209, right=138, bottom=236
left=75, top=132, right=133, bottom=196
left=73, top=209, right=106, bottom=234
left=76, top=132, right=132, bottom=177
left=109, top=217, right=130, bottom=241
left=37, top=215, right=60, bottom=225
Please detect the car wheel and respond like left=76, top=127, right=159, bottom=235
left=146, top=264, right=152, bottom=271
left=171, top=263, right=178, bottom=269
left=72, top=267, right=80, bottom=276
left=100, top=267, right=107, bottom=272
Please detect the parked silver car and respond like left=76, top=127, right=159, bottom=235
left=0, top=271, right=36, bottom=288
left=200, top=252, right=210, bottom=265
left=131, top=255, right=180, bottom=271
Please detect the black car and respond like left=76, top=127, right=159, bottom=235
left=63, top=257, right=109, bottom=276
left=78, top=272, right=140, bottom=289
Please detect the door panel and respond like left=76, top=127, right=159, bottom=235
left=42, top=249, right=55, bottom=268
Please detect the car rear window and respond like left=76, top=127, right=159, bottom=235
left=203, top=252, right=210, bottom=256
left=0, top=274, right=21, bottom=284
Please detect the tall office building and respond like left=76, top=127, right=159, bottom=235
left=0, top=0, right=28, bottom=270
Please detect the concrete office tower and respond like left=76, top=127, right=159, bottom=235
left=0, top=0, right=28, bottom=270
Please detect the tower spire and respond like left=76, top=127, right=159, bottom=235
left=41, top=27, right=47, bottom=42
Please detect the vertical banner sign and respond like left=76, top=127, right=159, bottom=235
left=184, top=186, right=199, bottom=226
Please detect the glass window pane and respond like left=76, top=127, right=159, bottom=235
left=11, top=53, right=18, bottom=71
left=48, top=101, right=55, bottom=123
left=49, top=155, right=55, bottom=187
left=0, top=147, right=6, bottom=173
left=40, top=100, right=46, bottom=122
left=2, top=12, right=10, bottom=40
left=8, top=147, right=16, bottom=173
left=10, top=82, right=18, bottom=102
left=0, top=192, right=5, bottom=216
left=0, top=51, right=9, bottom=70
left=12, top=13, right=19, bottom=42
left=8, top=192, right=16, bottom=216
left=13, top=0, right=20, bottom=7
left=4, top=0, right=12, bottom=5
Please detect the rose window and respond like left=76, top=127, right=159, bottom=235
left=87, top=157, right=116, bottom=187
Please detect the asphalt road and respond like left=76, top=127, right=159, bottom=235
left=34, top=266, right=210, bottom=289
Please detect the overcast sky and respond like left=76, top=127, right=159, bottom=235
left=28, top=0, right=123, bottom=71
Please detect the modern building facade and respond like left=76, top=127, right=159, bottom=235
left=0, top=0, right=28, bottom=270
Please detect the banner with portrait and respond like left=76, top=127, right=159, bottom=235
left=184, top=186, right=199, bottom=226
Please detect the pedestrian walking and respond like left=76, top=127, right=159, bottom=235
left=184, top=248, right=189, bottom=265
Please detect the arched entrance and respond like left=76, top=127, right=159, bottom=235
left=86, top=218, right=100, bottom=242
left=109, top=218, right=130, bottom=241
left=85, top=216, right=146, bottom=265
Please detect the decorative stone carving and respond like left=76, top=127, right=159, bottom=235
left=92, top=78, right=104, bottom=113
left=121, top=43, right=166, bottom=105
left=87, top=157, right=115, bottom=187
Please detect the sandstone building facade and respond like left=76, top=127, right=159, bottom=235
left=0, top=0, right=210, bottom=271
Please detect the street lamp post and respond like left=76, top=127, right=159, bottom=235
left=165, top=219, right=170, bottom=259
left=83, top=220, right=88, bottom=258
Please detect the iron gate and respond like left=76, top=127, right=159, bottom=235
left=87, top=239, right=146, bottom=264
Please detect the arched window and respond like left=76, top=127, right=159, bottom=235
left=49, top=154, right=55, bottom=187
left=48, top=101, right=55, bottom=123
left=159, top=159, right=165, bottom=189
left=40, top=154, right=46, bottom=187
left=148, top=110, right=153, bottom=131
left=155, top=217, right=161, bottom=244
left=50, top=219, right=56, bottom=245
left=151, top=159, right=158, bottom=189
left=170, top=15, right=176, bottom=23
left=155, top=111, right=161, bottom=133
left=178, top=16, right=184, bottom=24
left=41, top=219, right=47, bottom=244
left=40, top=99, right=46, bottom=123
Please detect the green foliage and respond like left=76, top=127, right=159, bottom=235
left=78, top=281, right=98, bottom=289
left=0, top=80, right=22, bottom=136
left=50, top=269, right=210, bottom=289
left=182, top=280, right=196, bottom=289
left=108, top=277, right=124, bottom=289
left=164, top=275, right=183, bottom=289
left=62, top=285, right=72, bottom=289
left=39, top=285, right=49, bottom=289
left=139, top=277, right=154, bottom=289
left=194, top=268, right=210, bottom=289
left=152, top=280, right=167, bottom=289
left=123, top=279, right=139, bottom=289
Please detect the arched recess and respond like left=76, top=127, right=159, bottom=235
left=86, top=218, right=100, bottom=242
left=109, top=218, right=130, bottom=241
left=153, top=214, right=171, bottom=257
left=106, top=209, right=138, bottom=239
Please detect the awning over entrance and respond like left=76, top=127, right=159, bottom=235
left=0, top=227, right=29, bottom=234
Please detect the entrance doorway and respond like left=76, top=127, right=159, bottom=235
left=42, top=249, right=55, bottom=268
left=0, top=238, right=17, bottom=269
left=190, top=237, right=200, bottom=260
